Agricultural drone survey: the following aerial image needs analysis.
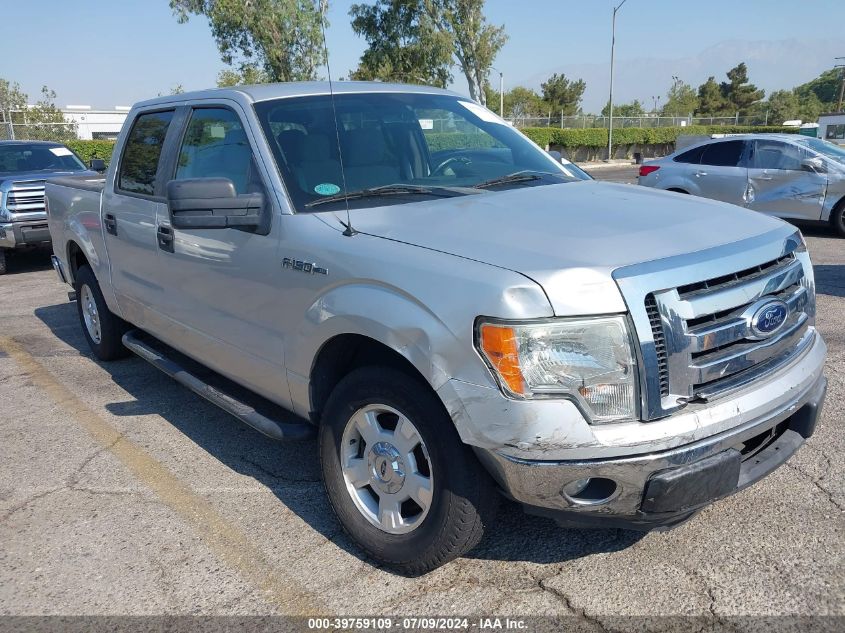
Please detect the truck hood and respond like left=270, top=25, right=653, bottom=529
left=343, top=181, right=789, bottom=315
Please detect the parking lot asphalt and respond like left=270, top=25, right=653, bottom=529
left=0, top=170, right=843, bottom=626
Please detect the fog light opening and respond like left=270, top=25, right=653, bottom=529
left=561, top=477, right=618, bottom=505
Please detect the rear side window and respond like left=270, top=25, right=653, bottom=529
left=700, top=141, right=745, bottom=167
left=118, top=110, right=174, bottom=196
left=674, top=146, right=704, bottom=164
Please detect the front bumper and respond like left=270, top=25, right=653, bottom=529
left=0, top=221, right=51, bottom=249
left=471, top=332, right=827, bottom=530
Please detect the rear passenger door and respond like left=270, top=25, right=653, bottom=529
left=746, top=139, right=827, bottom=221
left=103, top=108, right=179, bottom=330
left=152, top=104, right=289, bottom=402
left=694, top=140, right=749, bottom=206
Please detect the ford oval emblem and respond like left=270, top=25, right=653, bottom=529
left=750, top=300, right=788, bottom=338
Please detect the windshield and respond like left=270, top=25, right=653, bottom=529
left=254, top=92, right=578, bottom=212
left=0, top=144, right=87, bottom=174
left=796, top=137, right=845, bottom=164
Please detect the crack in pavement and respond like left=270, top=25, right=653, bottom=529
left=0, top=434, right=126, bottom=523
left=783, top=460, right=844, bottom=512
left=536, top=577, right=610, bottom=632
left=239, top=455, right=321, bottom=484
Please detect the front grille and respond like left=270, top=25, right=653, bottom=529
left=6, top=180, right=46, bottom=214
left=640, top=250, right=813, bottom=416
left=644, top=294, right=670, bottom=396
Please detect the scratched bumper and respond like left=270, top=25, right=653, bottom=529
left=473, top=368, right=826, bottom=528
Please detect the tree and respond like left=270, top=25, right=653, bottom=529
left=696, top=76, right=730, bottom=116
left=482, top=85, right=544, bottom=119
left=601, top=99, right=644, bottom=117
left=540, top=73, right=586, bottom=116
left=216, top=63, right=271, bottom=87
left=720, top=62, right=764, bottom=115
left=422, top=0, right=507, bottom=106
left=765, top=89, right=801, bottom=125
left=662, top=77, right=697, bottom=116
left=0, top=79, right=75, bottom=141
left=170, top=0, right=327, bottom=83
left=349, top=0, right=452, bottom=87
left=794, top=68, right=842, bottom=105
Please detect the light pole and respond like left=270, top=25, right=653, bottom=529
left=607, top=0, right=628, bottom=161
left=491, top=66, right=504, bottom=117
left=836, top=57, right=845, bottom=111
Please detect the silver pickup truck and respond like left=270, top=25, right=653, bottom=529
left=0, top=140, right=101, bottom=274
left=46, top=83, right=827, bottom=574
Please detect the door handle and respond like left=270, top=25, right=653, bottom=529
left=157, top=225, right=174, bottom=253
left=104, top=213, right=117, bottom=236
left=695, top=171, right=707, bottom=177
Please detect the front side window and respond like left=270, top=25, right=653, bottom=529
left=254, top=92, right=576, bottom=212
left=752, top=140, right=811, bottom=171
left=174, top=108, right=258, bottom=194
left=699, top=141, right=745, bottom=167
left=118, top=110, right=174, bottom=196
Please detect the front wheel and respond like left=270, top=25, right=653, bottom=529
left=75, top=265, right=130, bottom=361
left=319, top=367, right=498, bottom=575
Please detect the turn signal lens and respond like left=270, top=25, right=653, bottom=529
left=479, top=324, right=526, bottom=396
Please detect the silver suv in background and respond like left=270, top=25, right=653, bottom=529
left=637, top=134, right=845, bottom=236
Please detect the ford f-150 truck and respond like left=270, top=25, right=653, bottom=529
left=46, top=83, right=827, bottom=574
left=0, top=140, right=101, bottom=274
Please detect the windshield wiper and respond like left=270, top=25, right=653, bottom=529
left=305, top=184, right=456, bottom=208
left=473, top=171, right=544, bottom=189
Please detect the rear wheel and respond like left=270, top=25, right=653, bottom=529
left=319, top=367, right=498, bottom=575
left=75, top=265, right=130, bottom=361
left=0, top=249, right=6, bottom=275
left=831, top=199, right=845, bottom=238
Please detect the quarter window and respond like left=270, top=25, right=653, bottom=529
left=175, top=108, right=257, bottom=194
left=118, top=110, right=174, bottom=196
left=699, top=141, right=744, bottom=167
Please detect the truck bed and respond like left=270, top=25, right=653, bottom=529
left=47, top=174, right=106, bottom=193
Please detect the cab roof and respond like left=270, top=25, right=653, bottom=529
left=134, top=81, right=462, bottom=110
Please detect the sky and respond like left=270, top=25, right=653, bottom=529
left=2, top=0, right=843, bottom=113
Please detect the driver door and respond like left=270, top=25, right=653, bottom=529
left=152, top=103, right=290, bottom=403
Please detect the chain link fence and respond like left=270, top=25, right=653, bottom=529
left=508, top=114, right=774, bottom=129
left=0, top=110, right=78, bottom=142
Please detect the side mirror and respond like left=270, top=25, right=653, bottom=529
left=547, top=150, right=563, bottom=163
left=89, top=158, right=106, bottom=172
left=165, top=178, right=268, bottom=234
left=801, top=157, right=826, bottom=174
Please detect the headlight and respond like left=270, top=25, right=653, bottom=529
left=476, top=316, right=639, bottom=423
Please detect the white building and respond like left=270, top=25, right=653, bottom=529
left=61, top=105, right=130, bottom=140
left=819, top=111, right=845, bottom=146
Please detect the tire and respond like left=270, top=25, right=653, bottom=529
left=830, top=200, right=845, bottom=238
left=0, top=249, right=6, bottom=275
left=319, top=367, right=498, bottom=575
left=74, top=265, right=130, bottom=361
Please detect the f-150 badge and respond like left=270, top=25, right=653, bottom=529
left=282, top=257, right=328, bottom=275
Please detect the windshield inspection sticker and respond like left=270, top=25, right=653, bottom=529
left=458, top=100, right=504, bottom=124
left=49, top=147, right=73, bottom=157
left=314, top=183, right=341, bottom=196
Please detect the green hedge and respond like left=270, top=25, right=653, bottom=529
left=521, top=125, right=798, bottom=149
left=60, top=126, right=799, bottom=166
left=65, top=139, right=116, bottom=165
